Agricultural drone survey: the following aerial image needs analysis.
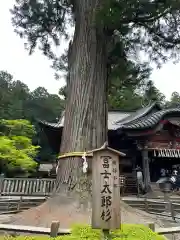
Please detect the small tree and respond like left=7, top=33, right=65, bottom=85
left=0, top=119, right=38, bottom=176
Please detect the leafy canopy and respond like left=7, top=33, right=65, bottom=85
left=11, top=0, right=180, bottom=66
left=0, top=70, right=64, bottom=121
left=0, top=119, right=36, bottom=138
left=0, top=119, right=38, bottom=175
left=11, top=0, right=180, bottom=114
left=166, top=91, right=180, bottom=108
left=0, top=70, right=64, bottom=162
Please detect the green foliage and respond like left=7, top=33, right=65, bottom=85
left=0, top=70, right=64, bottom=162
left=11, top=0, right=69, bottom=59
left=108, top=88, right=142, bottom=110
left=166, top=91, right=180, bottom=108
left=12, top=0, right=177, bottom=113
left=0, top=119, right=38, bottom=176
left=1, top=224, right=165, bottom=240
left=0, top=119, right=36, bottom=139
left=11, top=0, right=180, bottom=70
left=142, top=80, right=165, bottom=106
left=108, top=79, right=166, bottom=110
left=0, top=71, right=64, bottom=122
left=59, top=58, right=165, bottom=111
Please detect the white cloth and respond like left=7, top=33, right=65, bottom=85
left=136, top=171, right=144, bottom=189
left=56, top=165, right=58, bottom=174
left=137, top=171, right=143, bottom=179
left=82, top=152, right=88, bottom=173
left=173, top=170, right=178, bottom=175
left=171, top=176, right=176, bottom=183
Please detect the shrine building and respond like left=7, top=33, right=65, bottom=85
left=38, top=102, right=180, bottom=194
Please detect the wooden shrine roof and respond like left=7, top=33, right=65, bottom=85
left=38, top=110, right=131, bottom=130
left=117, top=108, right=180, bottom=130
left=37, top=102, right=180, bottom=131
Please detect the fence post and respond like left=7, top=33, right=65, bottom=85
left=170, top=203, right=176, bottom=221
left=0, top=174, right=4, bottom=196
left=163, top=191, right=172, bottom=213
left=144, top=196, right=148, bottom=212
left=17, top=196, right=22, bottom=212
left=137, top=181, right=140, bottom=197
left=148, top=223, right=155, bottom=231
left=50, top=221, right=60, bottom=237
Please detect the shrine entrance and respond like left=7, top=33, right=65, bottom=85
left=148, top=149, right=180, bottom=182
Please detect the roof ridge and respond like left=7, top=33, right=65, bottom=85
left=115, top=102, right=161, bottom=126
left=119, top=108, right=180, bottom=130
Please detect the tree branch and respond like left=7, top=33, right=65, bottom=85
left=138, top=22, right=180, bottom=46
left=131, top=8, right=171, bottom=24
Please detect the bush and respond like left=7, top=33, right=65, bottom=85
left=1, top=224, right=166, bottom=240
left=0, top=119, right=39, bottom=176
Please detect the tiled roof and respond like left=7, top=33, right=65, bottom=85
left=38, top=111, right=131, bottom=130
left=38, top=111, right=64, bottom=129
left=38, top=103, right=180, bottom=131
left=115, top=102, right=161, bottom=125
left=108, top=111, right=130, bottom=129
left=117, top=108, right=180, bottom=130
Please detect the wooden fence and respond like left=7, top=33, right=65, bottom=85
left=132, top=198, right=180, bottom=219
left=0, top=222, right=70, bottom=237
left=0, top=178, right=56, bottom=196
left=150, top=223, right=180, bottom=239
left=3, top=196, right=180, bottom=218
left=0, top=197, right=46, bottom=214
left=2, top=195, right=180, bottom=216
left=0, top=176, right=133, bottom=196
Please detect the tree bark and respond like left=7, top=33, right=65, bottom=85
left=6, top=0, right=167, bottom=228
left=5, top=0, right=109, bottom=227
left=56, top=0, right=108, bottom=198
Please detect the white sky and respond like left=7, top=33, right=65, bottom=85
left=0, top=1, right=180, bottom=100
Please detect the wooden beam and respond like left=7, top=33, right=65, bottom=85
left=156, top=226, right=180, bottom=235
left=0, top=224, right=70, bottom=235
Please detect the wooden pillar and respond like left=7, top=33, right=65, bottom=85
left=132, top=155, right=136, bottom=170
left=142, top=147, right=151, bottom=192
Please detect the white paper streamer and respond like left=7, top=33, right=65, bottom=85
left=82, top=152, right=88, bottom=173
left=155, top=149, right=180, bottom=158
left=162, top=149, right=165, bottom=157
left=153, top=150, right=156, bottom=157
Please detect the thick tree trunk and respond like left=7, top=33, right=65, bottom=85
left=6, top=0, right=108, bottom=227
left=56, top=0, right=108, bottom=197
left=6, top=2, right=169, bottom=229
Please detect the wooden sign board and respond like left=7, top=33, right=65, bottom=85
left=91, top=146, right=125, bottom=230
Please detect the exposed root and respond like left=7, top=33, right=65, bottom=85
left=4, top=194, right=168, bottom=229
left=6, top=194, right=91, bottom=228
